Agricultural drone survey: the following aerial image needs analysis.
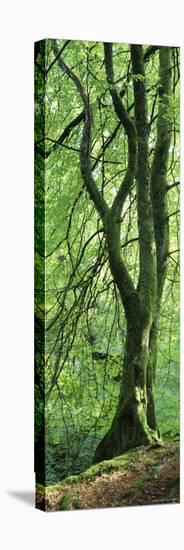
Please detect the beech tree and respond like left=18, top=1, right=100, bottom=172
left=35, top=39, right=179, bottom=472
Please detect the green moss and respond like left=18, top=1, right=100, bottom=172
left=58, top=488, right=79, bottom=511
left=37, top=441, right=179, bottom=502
left=44, top=446, right=154, bottom=493
left=65, top=450, right=138, bottom=483
left=36, top=483, right=45, bottom=492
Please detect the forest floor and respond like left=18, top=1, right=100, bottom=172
left=36, top=439, right=179, bottom=512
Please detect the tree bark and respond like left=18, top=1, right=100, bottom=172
left=146, top=46, right=172, bottom=436
left=94, top=285, right=162, bottom=462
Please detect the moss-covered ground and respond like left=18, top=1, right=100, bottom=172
left=36, top=439, right=179, bottom=511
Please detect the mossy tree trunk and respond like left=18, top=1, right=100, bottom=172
left=94, top=301, right=158, bottom=461
left=146, top=46, right=172, bottom=433
left=54, top=42, right=172, bottom=462
left=94, top=45, right=171, bottom=462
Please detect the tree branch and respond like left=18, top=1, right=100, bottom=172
left=52, top=40, right=109, bottom=222
left=104, top=43, right=137, bottom=219
left=131, top=44, right=157, bottom=312
left=36, top=110, right=85, bottom=159
left=144, top=45, right=159, bottom=62
left=46, top=40, right=70, bottom=74
left=151, top=47, right=172, bottom=303
left=167, top=181, right=180, bottom=192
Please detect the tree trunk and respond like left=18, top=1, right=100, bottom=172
left=94, top=299, right=161, bottom=463
left=94, top=47, right=172, bottom=463
left=58, top=41, right=172, bottom=464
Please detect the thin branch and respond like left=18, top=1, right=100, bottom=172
left=168, top=249, right=179, bottom=256
left=52, top=40, right=109, bottom=221
left=144, top=45, right=159, bottom=62
left=168, top=209, right=179, bottom=219
left=167, top=181, right=180, bottom=192
left=46, top=40, right=70, bottom=74
left=104, top=42, right=137, bottom=219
